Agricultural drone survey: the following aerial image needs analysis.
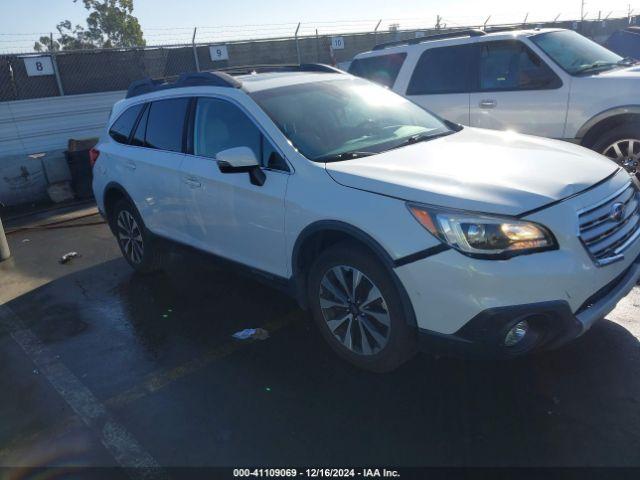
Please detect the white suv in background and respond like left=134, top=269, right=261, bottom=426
left=350, top=28, right=640, bottom=176
left=93, top=66, right=640, bottom=372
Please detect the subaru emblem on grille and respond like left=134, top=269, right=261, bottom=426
left=610, top=202, right=626, bottom=222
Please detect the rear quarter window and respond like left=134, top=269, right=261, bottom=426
left=348, top=53, right=407, bottom=88
left=109, top=104, right=144, bottom=144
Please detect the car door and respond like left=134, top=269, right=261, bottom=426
left=125, top=97, right=190, bottom=241
left=179, top=96, right=290, bottom=277
left=403, top=44, right=474, bottom=125
left=469, top=40, right=569, bottom=138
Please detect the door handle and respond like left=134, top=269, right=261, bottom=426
left=479, top=99, right=497, bottom=109
left=124, top=160, right=137, bottom=170
left=183, top=176, right=202, bottom=188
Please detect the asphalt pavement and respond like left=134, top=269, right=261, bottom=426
left=1, top=206, right=639, bottom=474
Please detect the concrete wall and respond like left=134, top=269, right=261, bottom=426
left=0, top=91, right=123, bottom=206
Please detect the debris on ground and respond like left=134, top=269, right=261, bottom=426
left=59, top=251, right=80, bottom=264
left=232, top=328, right=270, bottom=341
left=22, top=238, right=30, bottom=243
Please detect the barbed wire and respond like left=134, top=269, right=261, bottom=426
left=0, top=8, right=636, bottom=54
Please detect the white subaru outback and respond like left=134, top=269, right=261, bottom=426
left=92, top=66, right=640, bottom=372
left=350, top=28, right=640, bottom=177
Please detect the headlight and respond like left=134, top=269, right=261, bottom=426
left=408, top=204, right=557, bottom=258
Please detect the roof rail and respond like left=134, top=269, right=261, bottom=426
left=217, top=63, right=344, bottom=76
left=372, top=29, right=486, bottom=51
left=483, top=25, right=522, bottom=33
left=125, top=71, right=241, bottom=99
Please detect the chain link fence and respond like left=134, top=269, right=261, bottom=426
left=0, top=15, right=637, bottom=102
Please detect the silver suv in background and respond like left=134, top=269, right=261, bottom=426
left=350, top=28, right=640, bottom=176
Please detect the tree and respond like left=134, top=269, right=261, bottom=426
left=34, top=0, right=145, bottom=52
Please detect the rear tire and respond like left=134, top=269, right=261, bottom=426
left=110, top=198, right=164, bottom=274
left=306, top=241, right=417, bottom=372
left=592, top=123, right=640, bottom=178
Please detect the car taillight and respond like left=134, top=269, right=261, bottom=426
left=89, top=147, right=100, bottom=167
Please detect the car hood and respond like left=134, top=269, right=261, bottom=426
left=324, top=127, right=619, bottom=216
left=597, top=64, right=640, bottom=78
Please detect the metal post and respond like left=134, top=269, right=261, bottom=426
left=192, top=27, right=200, bottom=72
left=295, top=23, right=301, bottom=65
left=554, top=13, right=561, bottom=23
left=373, top=19, right=382, bottom=45
left=50, top=33, right=64, bottom=96
left=0, top=216, right=10, bottom=262
left=523, top=13, right=529, bottom=26
left=435, top=15, right=441, bottom=30
left=483, top=16, right=491, bottom=30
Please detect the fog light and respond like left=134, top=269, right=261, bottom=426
left=504, top=321, right=529, bottom=347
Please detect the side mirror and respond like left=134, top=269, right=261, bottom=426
left=216, top=147, right=266, bottom=186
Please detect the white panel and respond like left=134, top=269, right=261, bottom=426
left=209, top=45, right=229, bottom=61
left=23, top=56, right=54, bottom=76
left=0, top=90, right=126, bottom=157
left=331, top=37, right=345, bottom=50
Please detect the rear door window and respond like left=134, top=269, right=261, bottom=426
left=145, top=98, right=190, bottom=152
left=348, top=53, right=407, bottom=88
left=406, top=45, right=475, bottom=95
left=109, top=104, right=144, bottom=144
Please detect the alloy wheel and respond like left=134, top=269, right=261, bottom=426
left=318, top=265, right=390, bottom=355
left=603, top=139, right=640, bottom=174
left=117, top=210, right=144, bottom=264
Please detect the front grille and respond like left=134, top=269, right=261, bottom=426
left=578, top=182, right=640, bottom=266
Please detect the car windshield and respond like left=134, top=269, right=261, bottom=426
left=250, top=78, right=453, bottom=162
left=530, top=30, right=624, bottom=75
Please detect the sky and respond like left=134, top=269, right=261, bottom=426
left=1, top=0, right=637, bottom=52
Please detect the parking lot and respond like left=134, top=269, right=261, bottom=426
left=1, top=205, right=639, bottom=473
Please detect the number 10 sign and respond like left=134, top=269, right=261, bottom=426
left=209, top=45, right=229, bottom=62
left=331, top=37, right=345, bottom=50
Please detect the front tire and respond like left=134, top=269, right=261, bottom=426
left=110, top=198, right=164, bottom=274
left=307, top=242, right=417, bottom=372
left=592, top=123, right=640, bottom=177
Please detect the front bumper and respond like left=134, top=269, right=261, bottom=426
left=415, top=252, right=640, bottom=357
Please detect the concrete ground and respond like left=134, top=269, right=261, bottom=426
left=1, top=205, right=640, bottom=474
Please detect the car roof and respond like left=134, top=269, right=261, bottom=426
left=237, top=71, right=346, bottom=92
left=354, top=28, right=565, bottom=58
left=109, top=71, right=348, bottom=120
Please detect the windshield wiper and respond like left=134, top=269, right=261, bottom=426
left=618, top=56, right=639, bottom=66
left=573, top=61, right=620, bottom=75
left=385, top=130, right=455, bottom=151
left=318, top=151, right=377, bottom=162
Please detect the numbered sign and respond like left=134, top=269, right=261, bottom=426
left=23, top=56, right=54, bottom=76
left=331, top=37, right=345, bottom=50
left=209, top=45, right=229, bottom=62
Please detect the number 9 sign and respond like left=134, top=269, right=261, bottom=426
left=209, top=45, right=229, bottom=62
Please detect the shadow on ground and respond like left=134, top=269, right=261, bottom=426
left=1, top=244, right=640, bottom=468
